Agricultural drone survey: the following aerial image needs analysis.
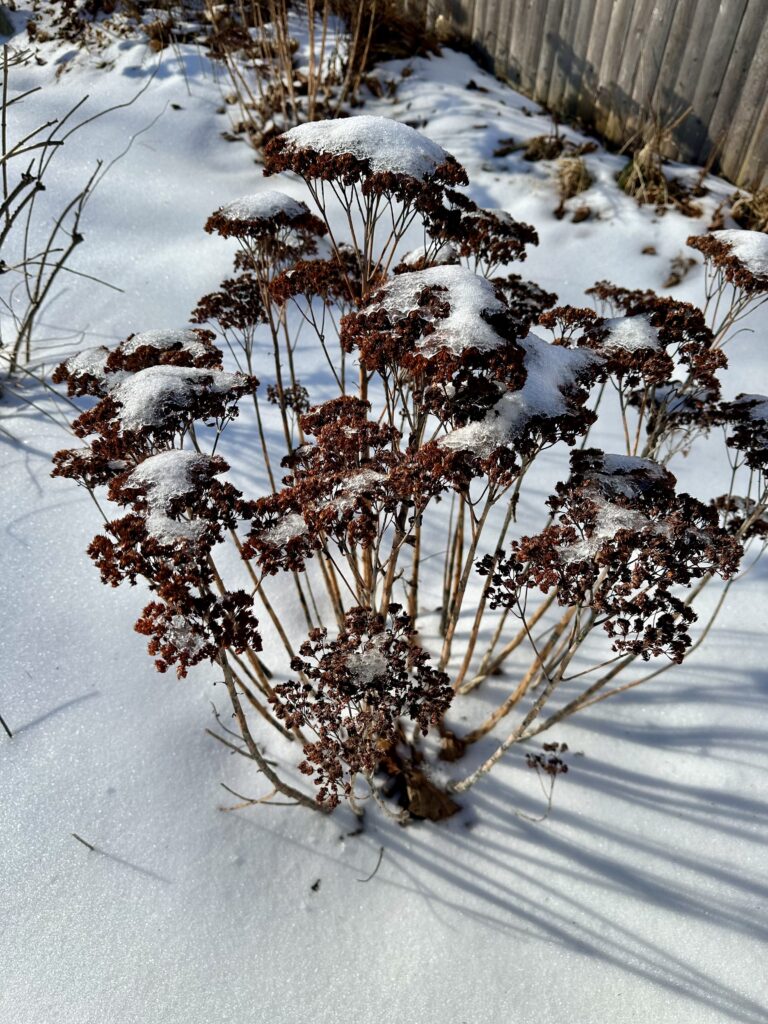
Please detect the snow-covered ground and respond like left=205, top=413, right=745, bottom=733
left=2, top=20, right=767, bottom=1024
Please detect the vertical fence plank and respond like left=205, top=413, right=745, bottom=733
left=624, top=0, right=677, bottom=126
left=546, top=0, right=583, bottom=114
left=559, top=0, right=599, bottom=120
left=479, top=0, right=504, bottom=72
left=721, top=10, right=768, bottom=187
left=736, top=90, right=768, bottom=190
left=682, top=0, right=749, bottom=161
left=602, top=0, right=659, bottom=142
left=518, top=0, right=549, bottom=97
left=574, top=0, right=615, bottom=128
left=533, top=0, right=565, bottom=106
left=592, top=0, right=636, bottom=138
left=646, top=0, right=694, bottom=112
left=502, top=0, right=533, bottom=89
left=706, top=0, right=766, bottom=181
left=653, top=0, right=721, bottom=160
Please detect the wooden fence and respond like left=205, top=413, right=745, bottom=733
left=413, top=0, right=768, bottom=189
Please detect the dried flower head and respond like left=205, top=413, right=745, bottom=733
left=191, top=272, right=266, bottom=334
left=719, top=393, right=768, bottom=473
left=341, top=265, right=517, bottom=373
left=393, top=241, right=460, bottom=274
left=712, top=494, right=768, bottom=541
left=77, top=449, right=260, bottom=677
left=243, top=396, right=404, bottom=573
left=53, top=328, right=222, bottom=398
left=266, top=381, right=310, bottom=415
left=492, top=273, right=558, bottom=335
left=688, top=229, right=768, bottom=294
left=269, top=246, right=364, bottom=308
left=135, top=590, right=261, bottom=678
left=526, top=742, right=569, bottom=777
left=270, top=604, right=452, bottom=807
left=583, top=284, right=725, bottom=393
left=53, top=346, right=256, bottom=499
left=483, top=449, right=742, bottom=662
left=426, top=192, right=538, bottom=274
left=263, top=115, right=468, bottom=206
left=205, top=190, right=326, bottom=242
left=434, top=333, right=602, bottom=489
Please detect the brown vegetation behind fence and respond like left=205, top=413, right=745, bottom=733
left=408, top=0, right=768, bottom=189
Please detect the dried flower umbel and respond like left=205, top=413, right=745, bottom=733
left=272, top=605, right=452, bottom=809
left=54, top=116, right=758, bottom=821
left=687, top=229, right=768, bottom=347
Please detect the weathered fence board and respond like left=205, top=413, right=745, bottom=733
left=424, top=0, right=768, bottom=188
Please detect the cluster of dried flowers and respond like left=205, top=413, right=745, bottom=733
left=272, top=605, right=452, bottom=808
left=54, top=115, right=765, bottom=821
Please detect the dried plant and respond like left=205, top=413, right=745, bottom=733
left=0, top=43, right=153, bottom=373
left=203, top=0, right=429, bottom=149
left=554, top=155, right=591, bottom=219
left=731, top=187, right=768, bottom=234
left=54, top=114, right=764, bottom=821
left=687, top=230, right=768, bottom=347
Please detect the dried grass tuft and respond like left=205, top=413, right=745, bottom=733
left=731, top=188, right=768, bottom=233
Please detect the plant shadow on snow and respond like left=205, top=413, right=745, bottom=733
left=224, top=650, right=768, bottom=1024
left=87, top=846, right=172, bottom=885
left=12, top=690, right=100, bottom=736
left=120, top=51, right=211, bottom=83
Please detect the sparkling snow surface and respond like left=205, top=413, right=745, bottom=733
left=279, top=114, right=451, bottom=178
left=560, top=492, right=654, bottom=563
left=2, top=26, right=768, bottom=1024
left=712, top=228, right=768, bottom=277
left=259, top=511, right=308, bottom=547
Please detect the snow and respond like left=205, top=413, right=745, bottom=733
left=593, top=453, right=669, bottom=499
left=712, top=229, right=768, bottom=277
left=212, top=189, right=311, bottom=225
left=2, top=24, right=768, bottom=1024
left=62, top=345, right=112, bottom=381
left=346, top=633, right=388, bottom=686
left=259, top=511, right=308, bottom=547
left=559, top=454, right=670, bottom=560
left=441, top=333, right=599, bottom=456
left=120, top=328, right=211, bottom=358
left=109, top=365, right=245, bottom=431
left=560, top=492, right=654, bottom=563
left=732, top=392, right=768, bottom=423
left=278, top=114, right=452, bottom=178
left=125, top=450, right=213, bottom=543
left=62, top=331, right=211, bottom=386
left=400, top=240, right=459, bottom=266
left=602, top=315, right=661, bottom=352
left=370, top=264, right=507, bottom=354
